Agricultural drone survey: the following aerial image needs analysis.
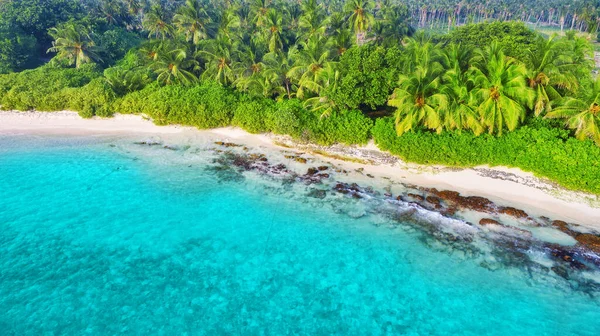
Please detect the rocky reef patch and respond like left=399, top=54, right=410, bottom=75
left=160, top=140, right=600, bottom=294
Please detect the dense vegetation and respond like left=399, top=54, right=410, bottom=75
left=1, top=0, right=600, bottom=193
left=372, top=117, right=600, bottom=193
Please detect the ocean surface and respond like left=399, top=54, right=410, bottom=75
left=0, top=134, right=599, bottom=335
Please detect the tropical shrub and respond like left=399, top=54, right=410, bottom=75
left=97, top=28, right=142, bottom=66
left=300, top=109, right=373, bottom=146
left=0, top=63, right=100, bottom=111
left=442, top=21, right=539, bottom=61
left=0, top=25, right=38, bottom=74
left=189, top=82, right=238, bottom=128
left=372, top=117, right=600, bottom=193
left=266, top=99, right=304, bottom=136
left=332, top=45, right=403, bottom=110
left=66, top=78, right=116, bottom=118
left=111, top=83, right=159, bottom=114
left=116, top=81, right=238, bottom=128
left=232, top=97, right=274, bottom=134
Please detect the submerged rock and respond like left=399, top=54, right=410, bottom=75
left=499, top=207, right=529, bottom=219
left=333, top=182, right=378, bottom=199
left=307, top=189, right=327, bottom=199
left=576, top=234, right=600, bottom=253
left=552, top=220, right=573, bottom=234
left=426, top=189, right=496, bottom=213
left=306, top=167, right=318, bottom=175
left=479, top=218, right=501, bottom=226
left=134, top=140, right=162, bottom=146
left=551, top=266, right=570, bottom=280
left=214, top=141, right=242, bottom=147
left=425, top=196, right=441, bottom=206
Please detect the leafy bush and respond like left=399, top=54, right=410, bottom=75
left=0, top=63, right=100, bottom=111
left=115, top=81, right=238, bottom=128
left=65, top=78, right=116, bottom=118
left=372, top=117, right=600, bottom=193
left=233, top=97, right=274, bottom=133
left=97, top=28, right=142, bottom=66
left=0, top=25, right=38, bottom=73
left=111, top=83, right=159, bottom=114
left=266, top=99, right=304, bottom=136
left=332, top=45, right=403, bottom=110
left=298, top=109, right=374, bottom=146
left=182, top=82, right=238, bottom=128
left=442, top=21, right=539, bottom=61
left=104, top=66, right=153, bottom=96
left=316, top=110, right=374, bottom=145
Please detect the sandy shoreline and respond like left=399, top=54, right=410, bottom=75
left=1, top=110, right=600, bottom=228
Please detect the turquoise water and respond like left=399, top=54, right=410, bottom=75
left=0, top=135, right=599, bottom=335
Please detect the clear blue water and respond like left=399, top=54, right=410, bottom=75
left=0, top=135, right=599, bottom=335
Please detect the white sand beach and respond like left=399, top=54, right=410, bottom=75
left=2, top=110, right=599, bottom=228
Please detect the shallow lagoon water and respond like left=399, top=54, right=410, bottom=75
left=0, top=135, right=599, bottom=335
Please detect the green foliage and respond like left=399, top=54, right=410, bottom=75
left=232, top=97, right=274, bottom=134
left=65, top=78, right=116, bottom=118
left=0, top=25, right=38, bottom=73
left=97, top=28, right=142, bottom=66
left=300, top=109, right=374, bottom=146
left=332, top=45, right=403, bottom=110
left=266, top=99, right=304, bottom=136
left=48, top=22, right=103, bottom=69
left=111, top=83, right=160, bottom=114
left=0, top=0, right=84, bottom=45
left=372, top=117, right=600, bottom=193
left=116, top=81, right=238, bottom=128
left=104, top=66, right=153, bottom=96
left=0, top=63, right=100, bottom=111
left=443, top=22, right=539, bottom=61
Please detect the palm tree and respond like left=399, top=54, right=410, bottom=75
left=344, top=0, right=375, bottom=44
left=469, top=43, right=534, bottom=135
left=372, top=3, right=414, bottom=46
left=302, top=63, right=341, bottom=118
left=149, top=49, right=198, bottom=85
left=387, top=40, right=448, bottom=135
left=264, top=9, right=283, bottom=53
left=124, top=0, right=142, bottom=16
left=250, top=0, right=271, bottom=27
left=331, top=28, right=354, bottom=56
left=215, top=8, right=241, bottom=43
left=262, top=50, right=296, bottom=99
left=546, top=79, right=600, bottom=145
left=298, top=6, right=327, bottom=40
left=173, top=0, right=211, bottom=45
left=288, top=35, right=335, bottom=99
left=97, top=0, right=129, bottom=27
left=47, top=23, right=102, bottom=69
left=526, top=36, right=578, bottom=116
left=143, top=5, right=174, bottom=39
left=326, top=11, right=347, bottom=34
left=138, top=40, right=170, bottom=63
left=233, top=41, right=266, bottom=90
left=104, top=67, right=152, bottom=95
left=197, top=38, right=237, bottom=85
left=441, top=44, right=483, bottom=134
